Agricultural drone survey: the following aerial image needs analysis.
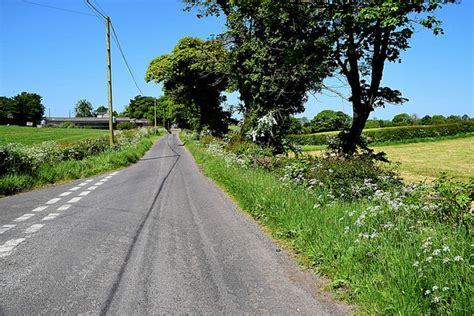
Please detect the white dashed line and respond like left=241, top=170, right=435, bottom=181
left=67, top=197, right=82, bottom=203
left=85, top=179, right=93, bottom=183
left=89, top=186, right=98, bottom=190
left=94, top=182, right=104, bottom=186
left=78, top=182, right=88, bottom=187
left=110, top=171, right=118, bottom=175
left=57, top=204, right=72, bottom=211
left=32, top=206, right=48, bottom=212
left=46, top=198, right=61, bottom=205
left=59, top=191, right=72, bottom=197
left=79, top=191, right=91, bottom=196
left=105, top=176, right=112, bottom=179
left=0, top=225, right=16, bottom=235
left=14, top=214, right=35, bottom=222
left=42, top=213, right=59, bottom=221
left=0, top=238, right=26, bottom=258
left=24, top=224, right=45, bottom=234
left=70, top=186, right=81, bottom=191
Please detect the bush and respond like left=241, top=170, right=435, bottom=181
left=288, top=122, right=474, bottom=146
left=59, top=122, right=75, bottom=128
left=116, top=121, right=137, bottom=130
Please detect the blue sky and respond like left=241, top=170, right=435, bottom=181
left=1, top=0, right=473, bottom=120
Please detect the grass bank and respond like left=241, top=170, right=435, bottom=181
left=0, top=125, right=108, bottom=145
left=0, top=130, right=164, bottom=196
left=186, top=139, right=472, bottom=314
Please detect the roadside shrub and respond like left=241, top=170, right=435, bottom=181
left=59, top=122, right=76, bottom=128
left=288, top=122, right=474, bottom=146
left=116, top=121, right=137, bottom=130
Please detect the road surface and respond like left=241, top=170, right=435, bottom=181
left=0, top=132, right=348, bottom=315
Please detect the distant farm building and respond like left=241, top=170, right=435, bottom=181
left=43, top=117, right=151, bottom=129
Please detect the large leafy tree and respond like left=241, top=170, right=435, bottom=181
left=74, top=99, right=93, bottom=118
left=187, top=0, right=455, bottom=154
left=123, top=95, right=156, bottom=121
left=316, top=0, right=456, bottom=153
left=186, top=0, right=331, bottom=151
left=145, top=37, right=231, bottom=135
left=1, top=92, right=45, bottom=126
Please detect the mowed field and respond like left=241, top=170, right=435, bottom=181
left=305, top=136, right=474, bottom=182
left=0, top=126, right=108, bottom=145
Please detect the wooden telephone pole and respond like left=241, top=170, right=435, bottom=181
left=106, top=16, right=114, bottom=145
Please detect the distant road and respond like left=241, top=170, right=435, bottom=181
left=0, top=131, right=347, bottom=315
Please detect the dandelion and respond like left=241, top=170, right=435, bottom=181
left=442, top=245, right=450, bottom=252
left=425, top=256, right=433, bottom=263
left=453, top=255, right=463, bottom=262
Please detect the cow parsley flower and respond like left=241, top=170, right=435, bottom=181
left=442, top=245, right=450, bottom=252
left=425, top=256, right=433, bottom=263
left=454, top=255, right=463, bottom=262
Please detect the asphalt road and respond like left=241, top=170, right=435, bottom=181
left=0, top=132, right=348, bottom=315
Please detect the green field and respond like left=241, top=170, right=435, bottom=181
left=0, top=125, right=108, bottom=145
left=304, top=136, right=474, bottom=182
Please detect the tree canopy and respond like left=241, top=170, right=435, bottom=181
left=74, top=99, right=93, bottom=118
left=310, top=110, right=351, bottom=133
left=145, top=37, right=231, bottom=135
left=0, top=92, right=45, bottom=126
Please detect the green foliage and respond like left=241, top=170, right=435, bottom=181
left=74, top=99, right=93, bottom=118
left=146, top=37, right=231, bottom=135
left=0, top=92, right=45, bottom=125
left=432, top=115, right=447, bottom=125
left=59, top=122, right=76, bottom=128
left=310, top=110, right=351, bottom=133
left=392, top=113, right=415, bottom=126
left=286, top=117, right=303, bottom=134
left=95, top=105, right=108, bottom=115
left=116, top=121, right=137, bottom=130
left=289, top=122, right=474, bottom=146
left=420, top=115, right=433, bottom=125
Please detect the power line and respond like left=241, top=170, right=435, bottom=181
left=84, top=0, right=144, bottom=95
left=21, top=0, right=95, bottom=16
left=110, top=22, right=144, bottom=95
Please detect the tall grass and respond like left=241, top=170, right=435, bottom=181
left=186, top=140, right=473, bottom=314
left=0, top=134, right=161, bottom=196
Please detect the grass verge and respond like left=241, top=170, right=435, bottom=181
left=0, top=134, right=162, bottom=196
left=186, top=140, right=472, bottom=314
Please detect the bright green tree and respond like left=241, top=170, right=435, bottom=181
left=74, top=99, right=93, bottom=118
left=145, top=37, right=231, bottom=135
left=431, top=115, right=447, bottom=125
left=420, top=115, right=432, bottom=125
left=392, top=113, right=414, bottom=126
left=310, top=110, right=351, bottom=133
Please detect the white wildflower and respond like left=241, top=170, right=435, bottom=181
left=453, top=256, right=463, bottom=262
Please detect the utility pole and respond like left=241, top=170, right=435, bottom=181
left=154, top=98, right=157, bottom=134
left=106, top=16, right=114, bottom=145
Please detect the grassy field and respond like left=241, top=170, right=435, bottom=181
left=0, top=125, right=108, bottom=145
left=305, top=136, right=474, bottom=182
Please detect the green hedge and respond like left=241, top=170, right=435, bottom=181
left=288, top=122, right=474, bottom=146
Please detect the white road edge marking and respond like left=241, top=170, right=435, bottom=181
left=89, top=186, right=98, bottom=190
left=85, top=179, right=93, bottom=183
left=59, top=191, right=72, bottom=197
left=78, top=182, right=88, bottom=187
left=70, top=186, right=81, bottom=191
left=0, top=238, right=26, bottom=258
left=57, top=204, right=71, bottom=211
left=94, top=182, right=104, bottom=186
left=105, top=176, right=112, bottom=179
left=110, top=171, right=118, bottom=175
left=24, top=224, right=45, bottom=234
left=79, top=191, right=91, bottom=196
left=67, top=197, right=82, bottom=203
left=42, top=213, right=59, bottom=221
left=32, top=206, right=48, bottom=212
left=46, top=198, right=61, bottom=205
left=0, top=224, right=16, bottom=234
left=14, top=214, right=35, bottom=222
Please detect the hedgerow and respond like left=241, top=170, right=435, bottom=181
left=288, top=122, right=474, bottom=146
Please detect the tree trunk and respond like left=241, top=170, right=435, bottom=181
left=341, top=105, right=371, bottom=154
